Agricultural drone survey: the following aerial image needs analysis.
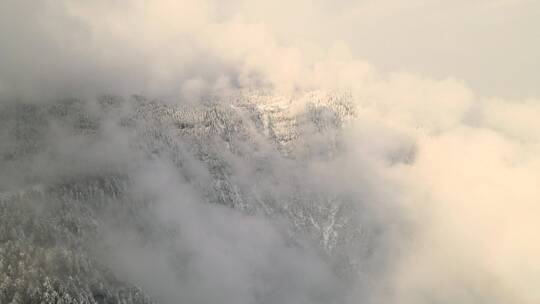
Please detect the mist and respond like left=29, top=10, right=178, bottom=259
left=0, top=1, right=539, bottom=304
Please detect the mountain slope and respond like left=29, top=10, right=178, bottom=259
left=0, top=91, right=385, bottom=304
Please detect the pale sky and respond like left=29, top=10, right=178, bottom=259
left=235, top=0, right=540, bottom=98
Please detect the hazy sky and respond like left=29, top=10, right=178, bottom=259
left=1, top=0, right=538, bottom=99
left=234, top=0, right=540, bottom=98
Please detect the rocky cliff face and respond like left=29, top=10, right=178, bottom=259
left=0, top=91, right=380, bottom=304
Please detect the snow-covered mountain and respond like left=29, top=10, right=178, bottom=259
left=0, top=91, right=389, bottom=304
